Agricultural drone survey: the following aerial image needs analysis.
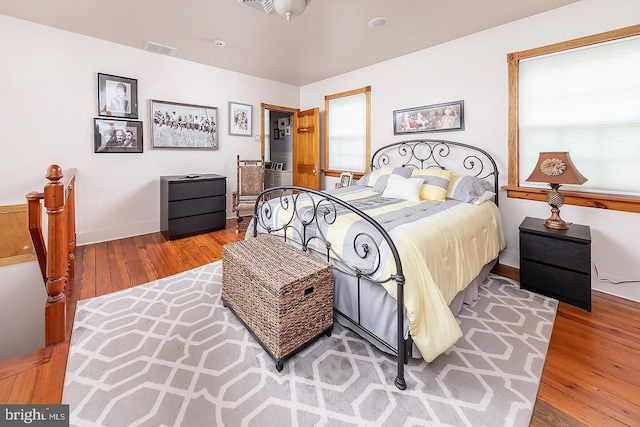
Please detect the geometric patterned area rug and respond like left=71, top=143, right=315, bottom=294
left=62, top=261, right=557, bottom=427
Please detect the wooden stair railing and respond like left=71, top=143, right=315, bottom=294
left=26, top=165, right=77, bottom=347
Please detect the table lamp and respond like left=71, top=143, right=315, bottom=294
left=526, top=151, right=587, bottom=230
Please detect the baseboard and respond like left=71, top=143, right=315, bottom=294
left=76, top=220, right=158, bottom=246
left=491, top=263, right=520, bottom=282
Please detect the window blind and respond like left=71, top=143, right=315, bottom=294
left=327, top=92, right=367, bottom=172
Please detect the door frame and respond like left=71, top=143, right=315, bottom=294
left=260, top=103, right=299, bottom=161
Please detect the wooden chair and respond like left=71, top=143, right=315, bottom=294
left=231, top=155, right=265, bottom=233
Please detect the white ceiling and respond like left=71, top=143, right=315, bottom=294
left=0, top=0, right=579, bottom=86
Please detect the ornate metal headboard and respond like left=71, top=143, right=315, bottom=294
left=370, top=139, right=499, bottom=206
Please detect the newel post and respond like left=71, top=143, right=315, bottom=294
left=44, top=165, right=67, bottom=346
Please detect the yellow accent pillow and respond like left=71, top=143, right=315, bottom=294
left=410, top=169, right=454, bottom=201
left=366, top=167, right=393, bottom=188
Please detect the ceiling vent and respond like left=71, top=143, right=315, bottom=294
left=144, top=41, right=177, bottom=56
left=237, top=0, right=274, bottom=14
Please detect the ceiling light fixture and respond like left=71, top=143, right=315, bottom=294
left=272, top=0, right=309, bottom=22
left=214, top=40, right=226, bottom=48
left=368, top=17, right=388, bottom=28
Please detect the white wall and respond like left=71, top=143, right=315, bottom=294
left=0, top=14, right=299, bottom=360
left=300, top=0, right=640, bottom=302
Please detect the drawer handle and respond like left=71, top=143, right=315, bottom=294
left=304, top=286, right=314, bottom=296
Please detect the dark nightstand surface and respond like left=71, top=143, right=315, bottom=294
left=519, top=216, right=591, bottom=243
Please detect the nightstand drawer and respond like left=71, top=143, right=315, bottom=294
left=520, top=259, right=591, bottom=310
left=520, top=232, right=590, bottom=273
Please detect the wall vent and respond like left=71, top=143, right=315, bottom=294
left=144, top=41, right=177, bottom=56
left=237, top=0, right=274, bottom=14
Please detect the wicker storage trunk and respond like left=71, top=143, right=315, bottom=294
left=221, top=234, right=334, bottom=370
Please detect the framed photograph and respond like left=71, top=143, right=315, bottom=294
left=150, top=99, right=218, bottom=149
left=280, top=130, right=286, bottom=139
left=340, top=172, right=353, bottom=188
left=98, top=73, right=138, bottom=119
left=393, top=100, right=464, bottom=135
left=278, top=118, right=286, bottom=130
left=273, top=127, right=279, bottom=140
left=285, top=126, right=291, bottom=136
left=274, top=162, right=283, bottom=171
left=228, top=101, right=252, bottom=136
left=94, top=118, right=143, bottom=153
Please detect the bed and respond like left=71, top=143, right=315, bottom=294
left=248, top=139, right=506, bottom=389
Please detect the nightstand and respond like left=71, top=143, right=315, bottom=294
left=519, top=216, right=591, bottom=311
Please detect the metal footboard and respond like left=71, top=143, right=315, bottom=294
left=250, top=186, right=408, bottom=390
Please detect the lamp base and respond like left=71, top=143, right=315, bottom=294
left=544, top=216, right=568, bottom=230
left=544, top=184, right=568, bottom=229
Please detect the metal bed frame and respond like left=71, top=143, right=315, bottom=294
left=250, top=139, right=499, bottom=389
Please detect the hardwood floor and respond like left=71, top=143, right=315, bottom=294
left=1, top=222, right=639, bottom=426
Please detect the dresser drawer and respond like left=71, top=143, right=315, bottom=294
left=166, top=211, right=226, bottom=239
left=168, top=196, right=225, bottom=219
left=520, top=232, right=590, bottom=273
left=168, top=179, right=226, bottom=201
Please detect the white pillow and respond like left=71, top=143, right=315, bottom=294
left=472, top=190, right=496, bottom=205
left=381, top=175, right=423, bottom=202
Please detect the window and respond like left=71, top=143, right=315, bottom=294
left=506, top=24, right=640, bottom=213
left=324, top=86, right=371, bottom=177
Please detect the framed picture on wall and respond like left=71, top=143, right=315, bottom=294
left=228, top=101, right=252, bottom=136
left=98, top=73, right=139, bottom=119
left=94, top=118, right=143, bottom=153
left=393, top=100, right=464, bottom=135
left=150, top=99, right=218, bottom=149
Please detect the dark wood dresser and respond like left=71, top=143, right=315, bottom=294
left=519, top=216, right=592, bottom=311
left=160, top=174, right=226, bottom=240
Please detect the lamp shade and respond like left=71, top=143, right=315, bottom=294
left=526, top=152, right=588, bottom=185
